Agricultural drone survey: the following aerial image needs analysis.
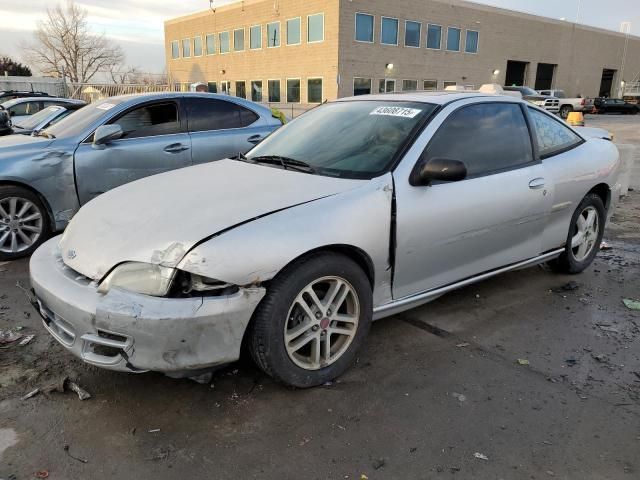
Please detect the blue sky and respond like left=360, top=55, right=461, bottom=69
left=1, top=0, right=638, bottom=74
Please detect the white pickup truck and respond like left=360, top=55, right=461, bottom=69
left=538, top=90, right=591, bottom=119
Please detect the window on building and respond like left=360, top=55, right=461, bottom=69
left=171, top=41, right=180, bottom=59
left=208, top=81, right=217, bottom=93
left=307, top=78, right=323, bottom=103
left=287, top=18, right=301, bottom=45
left=465, top=30, right=479, bottom=53
left=443, top=81, right=457, bottom=89
left=426, top=24, right=442, bottom=49
left=268, top=79, right=281, bottom=102
left=405, top=21, right=421, bottom=47
left=193, top=36, right=203, bottom=56
left=403, top=80, right=418, bottom=91
left=353, top=78, right=372, bottom=96
left=182, top=39, right=191, bottom=58
left=206, top=34, right=216, bottom=55
left=308, top=13, right=324, bottom=43
left=221, top=81, right=230, bottom=94
left=447, top=27, right=461, bottom=51
left=219, top=32, right=230, bottom=53
left=267, top=22, right=280, bottom=47
left=234, top=28, right=245, bottom=51
left=381, top=17, right=399, bottom=45
left=528, top=108, right=583, bottom=158
left=114, top=102, right=179, bottom=139
left=287, top=79, right=301, bottom=103
left=423, top=80, right=437, bottom=90
left=250, top=25, right=262, bottom=49
left=185, top=98, right=258, bottom=132
left=355, top=13, right=374, bottom=42
left=425, top=103, right=533, bottom=177
left=251, top=81, right=263, bottom=102
left=235, top=81, right=246, bottom=98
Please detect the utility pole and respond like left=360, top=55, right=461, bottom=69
left=575, top=0, right=583, bottom=24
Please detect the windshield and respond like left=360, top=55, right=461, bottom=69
left=45, top=98, right=122, bottom=138
left=247, top=101, right=436, bottom=179
left=15, top=106, right=63, bottom=130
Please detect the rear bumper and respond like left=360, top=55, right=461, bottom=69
left=30, top=237, right=265, bottom=373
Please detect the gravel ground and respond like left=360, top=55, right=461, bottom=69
left=1, top=115, right=639, bottom=480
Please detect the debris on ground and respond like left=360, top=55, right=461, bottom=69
left=473, top=452, right=489, bottom=461
left=148, top=429, right=161, bottom=433
left=596, top=324, right=620, bottom=333
left=600, top=241, right=613, bottom=251
left=452, top=392, right=467, bottom=403
left=64, top=444, right=88, bottom=464
left=34, top=470, right=49, bottom=479
left=0, top=329, right=24, bottom=345
left=18, top=334, right=35, bottom=346
left=456, top=342, right=470, bottom=348
left=20, top=377, right=91, bottom=401
left=592, top=354, right=608, bottom=363
left=622, top=298, right=640, bottom=310
left=561, top=281, right=579, bottom=291
left=517, top=359, right=530, bottom=366
left=565, top=358, right=578, bottom=367
left=372, top=458, right=386, bottom=470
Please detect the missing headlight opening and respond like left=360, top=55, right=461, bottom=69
left=172, top=271, right=240, bottom=297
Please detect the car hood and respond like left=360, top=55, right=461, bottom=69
left=59, top=159, right=366, bottom=280
left=0, top=133, right=54, bottom=154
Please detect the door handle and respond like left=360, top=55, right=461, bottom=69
left=247, top=134, right=264, bottom=145
left=164, top=143, right=190, bottom=153
left=529, top=178, right=546, bottom=189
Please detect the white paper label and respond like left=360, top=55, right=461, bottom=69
left=370, top=106, right=422, bottom=118
left=96, top=103, right=116, bottom=111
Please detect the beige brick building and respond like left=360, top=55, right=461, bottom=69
left=165, top=0, right=640, bottom=106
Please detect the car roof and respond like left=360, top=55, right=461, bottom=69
left=0, top=97, right=84, bottom=107
left=336, top=91, right=522, bottom=105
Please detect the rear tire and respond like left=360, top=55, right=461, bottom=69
left=0, top=186, right=51, bottom=261
left=247, top=252, right=372, bottom=388
left=560, top=105, right=572, bottom=119
left=549, top=193, right=605, bottom=274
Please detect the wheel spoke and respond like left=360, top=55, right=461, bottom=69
left=8, top=198, right=17, bottom=217
left=329, top=326, right=354, bottom=337
left=0, top=203, right=9, bottom=220
left=16, top=201, right=31, bottom=219
left=310, top=336, right=321, bottom=368
left=17, top=229, right=32, bottom=246
left=20, top=224, right=41, bottom=233
left=585, top=209, right=596, bottom=229
left=304, top=286, right=324, bottom=313
left=21, top=212, right=42, bottom=223
left=332, top=313, right=358, bottom=324
left=293, top=295, right=317, bottom=323
left=323, top=334, right=331, bottom=363
left=0, top=231, right=9, bottom=248
left=576, top=214, right=586, bottom=232
left=571, top=231, right=585, bottom=248
left=288, top=331, right=316, bottom=353
left=330, top=285, right=350, bottom=313
left=577, top=239, right=589, bottom=259
left=285, top=318, right=314, bottom=342
left=322, top=279, right=344, bottom=309
left=10, top=232, right=18, bottom=252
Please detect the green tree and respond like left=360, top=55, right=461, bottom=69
left=0, top=56, right=32, bottom=76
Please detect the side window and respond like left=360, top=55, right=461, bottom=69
left=425, top=103, right=533, bottom=178
left=10, top=102, right=40, bottom=116
left=186, top=98, right=259, bottom=132
left=111, top=102, right=179, bottom=139
left=528, top=108, right=582, bottom=158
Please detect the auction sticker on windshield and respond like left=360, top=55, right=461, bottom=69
left=96, top=103, right=116, bottom=111
left=370, top=106, right=422, bottom=118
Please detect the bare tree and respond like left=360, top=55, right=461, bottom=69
left=21, top=1, right=124, bottom=83
left=109, top=65, right=142, bottom=84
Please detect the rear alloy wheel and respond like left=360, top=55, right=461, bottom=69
left=550, top=193, right=605, bottom=274
left=248, top=252, right=372, bottom=388
left=560, top=105, right=572, bottom=119
left=0, top=186, right=51, bottom=261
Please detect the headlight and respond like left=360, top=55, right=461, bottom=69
left=97, top=262, right=176, bottom=296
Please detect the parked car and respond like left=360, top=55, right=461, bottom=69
left=10, top=102, right=87, bottom=136
left=0, top=92, right=283, bottom=260
left=593, top=98, right=640, bottom=115
left=504, top=86, right=560, bottom=114
left=0, top=108, right=11, bottom=136
left=537, top=89, right=590, bottom=119
left=0, top=90, right=52, bottom=102
left=30, top=92, right=620, bottom=387
left=0, top=97, right=84, bottom=125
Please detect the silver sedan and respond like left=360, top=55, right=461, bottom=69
left=30, top=92, right=621, bottom=387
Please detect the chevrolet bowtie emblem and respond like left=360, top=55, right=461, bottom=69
left=67, top=250, right=77, bottom=260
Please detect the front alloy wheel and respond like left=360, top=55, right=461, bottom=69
left=570, top=206, right=599, bottom=262
left=0, top=186, right=50, bottom=260
left=284, top=276, right=360, bottom=370
left=248, top=252, right=372, bottom=388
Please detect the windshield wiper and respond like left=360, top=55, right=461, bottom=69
left=250, top=155, right=316, bottom=174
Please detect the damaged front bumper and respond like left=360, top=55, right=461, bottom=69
left=29, top=238, right=266, bottom=373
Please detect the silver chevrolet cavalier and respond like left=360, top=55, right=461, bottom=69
left=30, top=92, right=621, bottom=387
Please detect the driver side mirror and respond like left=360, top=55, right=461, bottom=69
left=410, top=157, right=467, bottom=186
left=93, top=124, right=123, bottom=147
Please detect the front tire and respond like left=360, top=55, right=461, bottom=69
left=0, top=186, right=51, bottom=261
left=550, top=193, right=605, bottom=274
left=560, top=105, right=572, bottom=119
left=247, top=252, right=373, bottom=388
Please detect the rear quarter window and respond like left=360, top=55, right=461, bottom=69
left=528, top=107, right=583, bottom=159
left=186, top=98, right=259, bottom=132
